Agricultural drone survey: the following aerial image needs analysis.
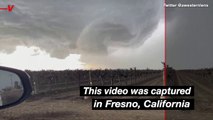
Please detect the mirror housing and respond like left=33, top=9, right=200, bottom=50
left=0, top=66, right=32, bottom=109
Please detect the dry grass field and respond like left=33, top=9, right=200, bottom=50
left=1, top=70, right=212, bottom=120
left=167, top=70, right=213, bottom=120
left=0, top=91, right=164, bottom=120
left=0, top=76, right=164, bottom=120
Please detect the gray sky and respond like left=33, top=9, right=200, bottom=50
left=166, top=0, right=213, bottom=69
left=0, top=0, right=164, bottom=70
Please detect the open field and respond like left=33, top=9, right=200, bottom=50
left=1, top=69, right=212, bottom=120
left=167, top=70, right=213, bottom=120
left=0, top=71, right=164, bottom=120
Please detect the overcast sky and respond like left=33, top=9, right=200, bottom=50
left=166, top=0, right=213, bottom=69
left=0, top=0, right=164, bottom=70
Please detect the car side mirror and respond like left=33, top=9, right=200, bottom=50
left=0, top=66, right=32, bottom=109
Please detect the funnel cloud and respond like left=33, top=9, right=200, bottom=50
left=0, top=0, right=164, bottom=69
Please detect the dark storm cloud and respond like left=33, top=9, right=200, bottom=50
left=166, top=0, right=213, bottom=69
left=0, top=0, right=163, bottom=68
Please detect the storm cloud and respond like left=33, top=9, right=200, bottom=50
left=0, top=0, right=164, bottom=69
left=166, top=0, right=213, bottom=69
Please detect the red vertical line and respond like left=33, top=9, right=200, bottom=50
left=164, top=0, right=167, bottom=87
left=164, top=0, right=167, bottom=120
